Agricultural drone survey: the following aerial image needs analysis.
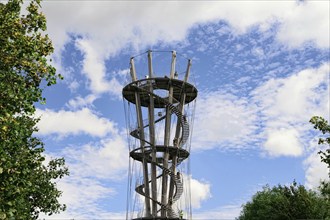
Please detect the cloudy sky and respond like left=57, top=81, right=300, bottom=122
left=32, top=1, right=330, bottom=219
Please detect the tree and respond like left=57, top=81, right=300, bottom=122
left=310, top=116, right=330, bottom=200
left=0, top=0, right=68, bottom=219
left=237, top=181, right=329, bottom=220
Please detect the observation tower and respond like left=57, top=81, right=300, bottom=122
left=123, top=50, right=197, bottom=220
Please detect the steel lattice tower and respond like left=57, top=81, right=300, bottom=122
left=123, top=50, right=197, bottom=220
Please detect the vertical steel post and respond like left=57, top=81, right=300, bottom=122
left=168, top=59, right=191, bottom=206
left=130, top=58, right=137, bottom=81
left=160, top=51, right=176, bottom=217
left=130, top=58, right=151, bottom=217
left=147, top=50, right=158, bottom=216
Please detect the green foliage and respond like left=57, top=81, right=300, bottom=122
left=237, top=181, right=329, bottom=220
left=310, top=116, right=330, bottom=170
left=310, top=116, right=330, bottom=200
left=0, top=0, right=62, bottom=116
left=0, top=0, right=68, bottom=219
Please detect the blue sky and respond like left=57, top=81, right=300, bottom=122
left=32, top=1, right=330, bottom=219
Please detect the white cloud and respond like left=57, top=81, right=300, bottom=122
left=193, top=92, right=257, bottom=151
left=41, top=1, right=329, bottom=101
left=188, top=176, right=212, bottom=209
left=36, top=108, right=117, bottom=137
left=42, top=2, right=219, bottom=55
left=74, top=39, right=126, bottom=97
left=254, top=63, right=329, bottom=120
left=66, top=94, right=98, bottom=110
left=41, top=1, right=329, bottom=58
left=304, top=150, right=329, bottom=190
left=277, top=1, right=330, bottom=48
left=264, top=128, right=302, bottom=157
left=68, top=79, right=80, bottom=92
left=304, top=137, right=329, bottom=190
left=57, top=177, right=115, bottom=214
left=252, top=63, right=329, bottom=157
left=63, top=135, right=128, bottom=180
left=39, top=175, right=118, bottom=219
left=40, top=134, right=128, bottom=219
